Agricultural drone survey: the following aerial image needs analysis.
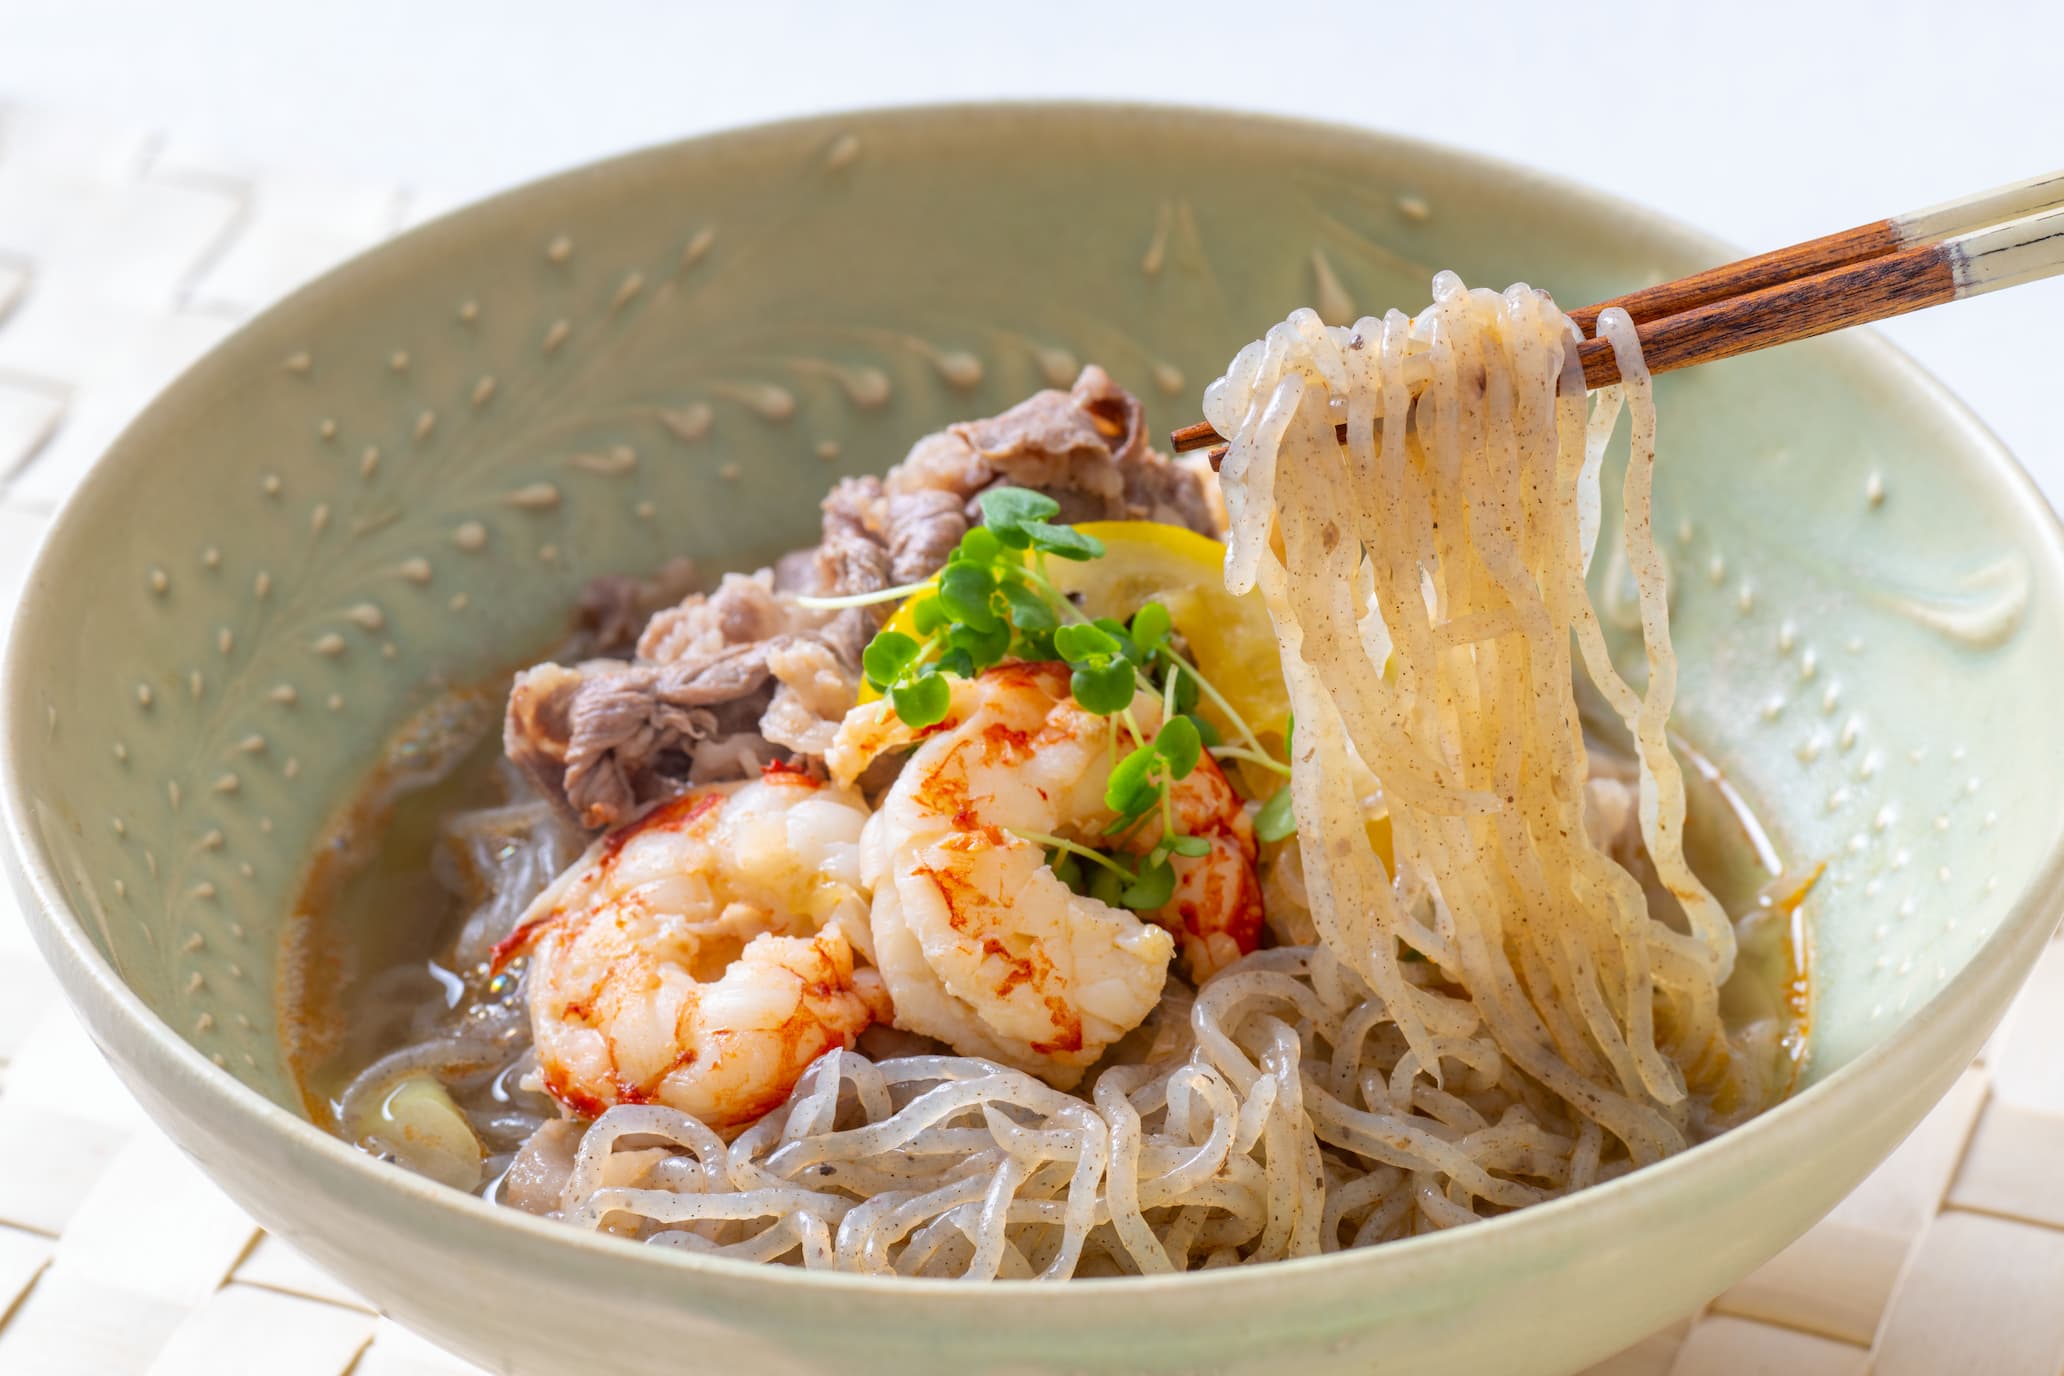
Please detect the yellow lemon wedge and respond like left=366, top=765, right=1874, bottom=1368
left=860, top=521, right=1290, bottom=759
left=1052, top=522, right=1289, bottom=752
left=1365, top=812, right=1395, bottom=878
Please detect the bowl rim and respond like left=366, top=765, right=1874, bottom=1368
left=6, top=96, right=2064, bottom=1309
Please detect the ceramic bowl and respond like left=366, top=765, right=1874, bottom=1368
left=5, top=104, right=2063, bottom=1376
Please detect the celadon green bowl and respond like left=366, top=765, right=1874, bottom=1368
left=5, top=105, right=2063, bottom=1376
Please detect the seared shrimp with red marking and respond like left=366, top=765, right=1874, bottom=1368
left=1159, top=753, right=1265, bottom=980
left=497, top=768, right=886, bottom=1128
left=828, top=661, right=1262, bottom=1088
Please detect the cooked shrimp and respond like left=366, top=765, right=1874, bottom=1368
left=829, top=661, right=1262, bottom=1088
left=1161, top=750, right=1265, bottom=980
left=497, top=768, right=887, bottom=1128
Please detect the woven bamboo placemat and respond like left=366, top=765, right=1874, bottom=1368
left=3, top=100, right=2063, bottom=1375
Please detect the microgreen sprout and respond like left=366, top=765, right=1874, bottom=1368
left=840, top=487, right=1300, bottom=907
left=1254, top=785, right=1297, bottom=844
left=846, top=487, right=1108, bottom=706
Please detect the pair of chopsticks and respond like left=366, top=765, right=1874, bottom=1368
left=1169, top=170, right=2064, bottom=464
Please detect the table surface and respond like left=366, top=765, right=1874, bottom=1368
left=3, top=7, right=2064, bottom=1373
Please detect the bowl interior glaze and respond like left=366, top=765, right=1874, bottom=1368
left=6, top=105, right=2062, bottom=1376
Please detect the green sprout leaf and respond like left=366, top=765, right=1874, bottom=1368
left=1166, top=833, right=1212, bottom=859
left=1091, top=618, right=1142, bottom=663
left=999, top=581, right=1057, bottom=632
left=1053, top=622, right=1121, bottom=662
left=1105, top=744, right=1160, bottom=815
left=1255, top=786, right=1297, bottom=843
left=936, top=647, right=976, bottom=680
left=1154, top=714, right=1202, bottom=781
left=954, top=524, right=1004, bottom=567
left=891, top=674, right=952, bottom=729
left=862, top=630, right=921, bottom=690
left=1121, top=856, right=1177, bottom=910
left=1071, top=660, right=1137, bottom=715
left=911, top=595, right=950, bottom=636
left=979, top=486, right=1061, bottom=540
left=1050, top=849, right=1086, bottom=895
left=1027, top=523, right=1104, bottom=561
left=1182, top=711, right=1218, bottom=748
left=1104, top=796, right=1160, bottom=838
left=1170, top=669, right=1200, bottom=715
left=948, top=618, right=1012, bottom=671
left=938, top=563, right=999, bottom=632
left=1087, top=863, right=1127, bottom=908
left=1129, top=602, right=1172, bottom=655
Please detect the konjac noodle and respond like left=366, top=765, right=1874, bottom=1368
left=1212, top=277, right=1768, bottom=1167
left=290, top=286, right=1810, bottom=1279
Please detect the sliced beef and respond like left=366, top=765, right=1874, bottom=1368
left=885, top=365, right=1217, bottom=537
left=505, top=648, right=771, bottom=829
left=570, top=556, right=701, bottom=659
left=805, top=364, right=1218, bottom=583
left=885, top=488, right=967, bottom=582
left=506, top=570, right=876, bottom=830
left=637, top=571, right=795, bottom=665
left=506, top=366, right=1218, bottom=828
left=814, top=478, right=897, bottom=595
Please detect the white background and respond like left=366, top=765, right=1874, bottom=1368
left=4, top=0, right=2063, bottom=494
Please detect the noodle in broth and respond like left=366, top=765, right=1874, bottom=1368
left=310, top=276, right=1799, bottom=1278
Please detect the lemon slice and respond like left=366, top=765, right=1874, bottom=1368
left=861, top=521, right=1290, bottom=760
left=1053, top=522, right=1289, bottom=752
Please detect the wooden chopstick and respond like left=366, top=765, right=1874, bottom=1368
left=1566, top=237, right=1959, bottom=384
left=1565, top=169, right=2064, bottom=335
left=1169, top=171, right=2064, bottom=465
